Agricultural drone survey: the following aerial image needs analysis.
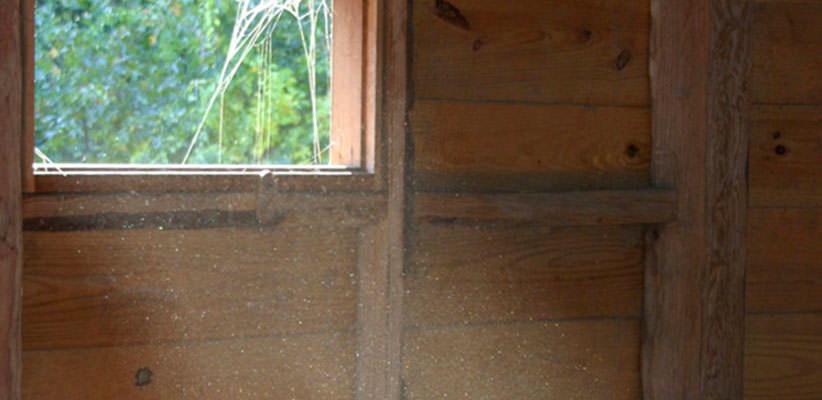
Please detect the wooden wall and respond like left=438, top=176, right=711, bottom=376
left=19, top=0, right=653, bottom=398
left=21, top=193, right=367, bottom=399
left=402, top=0, right=649, bottom=398
left=745, top=1, right=822, bottom=398
left=25, top=0, right=822, bottom=398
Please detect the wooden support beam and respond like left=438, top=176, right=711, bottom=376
left=643, top=0, right=751, bottom=399
left=415, top=189, right=677, bottom=226
left=21, top=0, right=33, bottom=192
left=383, top=0, right=409, bottom=398
left=1, top=0, right=23, bottom=397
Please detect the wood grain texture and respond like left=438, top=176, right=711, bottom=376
left=256, top=191, right=384, bottom=227
left=415, top=189, right=676, bottom=226
left=1, top=0, right=23, bottom=397
left=330, top=0, right=364, bottom=166
left=401, top=319, right=640, bottom=399
left=702, top=1, right=751, bottom=398
left=752, top=2, right=822, bottom=104
left=33, top=171, right=379, bottom=193
left=405, top=223, right=643, bottom=328
left=747, top=208, right=822, bottom=313
left=413, top=0, right=649, bottom=105
left=21, top=0, right=33, bottom=192
left=23, top=226, right=358, bottom=350
left=23, top=191, right=383, bottom=228
left=411, top=101, right=650, bottom=192
left=645, top=0, right=750, bottom=399
left=355, top=223, right=390, bottom=400
left=745, top=313, right=822, bottom=400
left=24, top=331, right=356, bottom=399
left=23, top=192, right=257, bottom=218
left=749, top=105, right=822, bottom=207
left=383, top=0, right=409, bottom=398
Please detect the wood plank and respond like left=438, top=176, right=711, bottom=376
left=405, top=223, right=643, bottom=328
left=383, top=0, right=409, bottom=398
left=23, top=192, right=257, bottom=218
left=355, top=222, right=389, bottom=400
left=33, top=171, right=379, bottom=193
left=411, top=101, right=650, bottom=192
left=749, top=106, right=822, bottom=207
left=401, top=319, right=640, bottom=399
left=23, top=191, right=383, bottom=230
left=415, top=189, right=676, bottom=226
left=413, top=0, right=649, bottom=105
left=753, top=2, right=822, bottom=104
left=363, top=0, right=379, bottom=173
left=645, top=0, right=751, bottom=399
left=256, top=191, right=384, bottom=227
left=0, top=0, right=23, bottom=397
left=21, top=0, right=33, bottom=192
left=745, top=313, right=822, bottom=400
left=23, top=227, right=359, bottom=350
left=747, top=208, right=822, bottom=313
left=330, top=0, right=364, bottom=166
left=24, top=331, right=356, bottom=399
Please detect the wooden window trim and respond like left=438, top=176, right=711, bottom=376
left=24, top=0, right=381, bottom=194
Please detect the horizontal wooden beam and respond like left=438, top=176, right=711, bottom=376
left=23, top=191, right=385, bottom=230
left=415, top=189, right=677, bottom=226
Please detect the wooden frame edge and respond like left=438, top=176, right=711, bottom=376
left=642, top=0, right=751, bottom=398
left=2, top=0, right=24, bottom=398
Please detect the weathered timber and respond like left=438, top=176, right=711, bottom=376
left=401, top=319, right=640, bottom=399
left=411, top=101, right=651, bottom=192
left=355, top=222, right=389, bottom=400
left=413, top=0, right=649, bottom=105
left=745, top=314, right=822, bottom=400
left=1, top=0, right=23, bottom=397
left=24, top=332, right=356, bottom=399
left=747, top=208, right=822, bottom=314
left=383, top=0, right=409, bottom=398
left=644, top=0, right=751, bottom=399
left=405, top=223, right=643, bottom=327
left=415, top=189, right=676, bottom=226
left=752, top=2, right=822, bottom=104
left=23, top=227, right=359, bottom=350
left=749, top=105, right=822, bottom=207
left=33, top=170, right=379, bottom=193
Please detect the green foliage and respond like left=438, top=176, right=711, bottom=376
left=35, top=0, right=331, bottom=164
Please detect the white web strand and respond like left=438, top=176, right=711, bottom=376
left=182, top=0, right=330, bottom=165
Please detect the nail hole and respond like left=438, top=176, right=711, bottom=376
left=616, top=49, right=632, bottom=70
left=774, top=144, right=787, bottom=155
left=472, top=37, right=485, bottom=51
left=626, top=144, right=639, bottom=158
left=136, top=367, right=152, bottom=387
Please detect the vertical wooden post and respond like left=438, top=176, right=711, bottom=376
left=1, top=0, right=24, bottom=398
left=644, top=0, right=751, bottom=399
left=21, top=0, right=34, bottom=192
left=383, top=0, right=409, bottom=399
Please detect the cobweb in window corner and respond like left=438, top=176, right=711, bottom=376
left=182, top=0, right=332, bottom=165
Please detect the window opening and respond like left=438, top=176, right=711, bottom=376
left=34, top=0, right=350, bottom=166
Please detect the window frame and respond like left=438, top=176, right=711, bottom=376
left=23, top=0, right=381, bottom=193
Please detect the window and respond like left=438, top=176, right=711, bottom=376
left=30, top=0, right=374, bottom=176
